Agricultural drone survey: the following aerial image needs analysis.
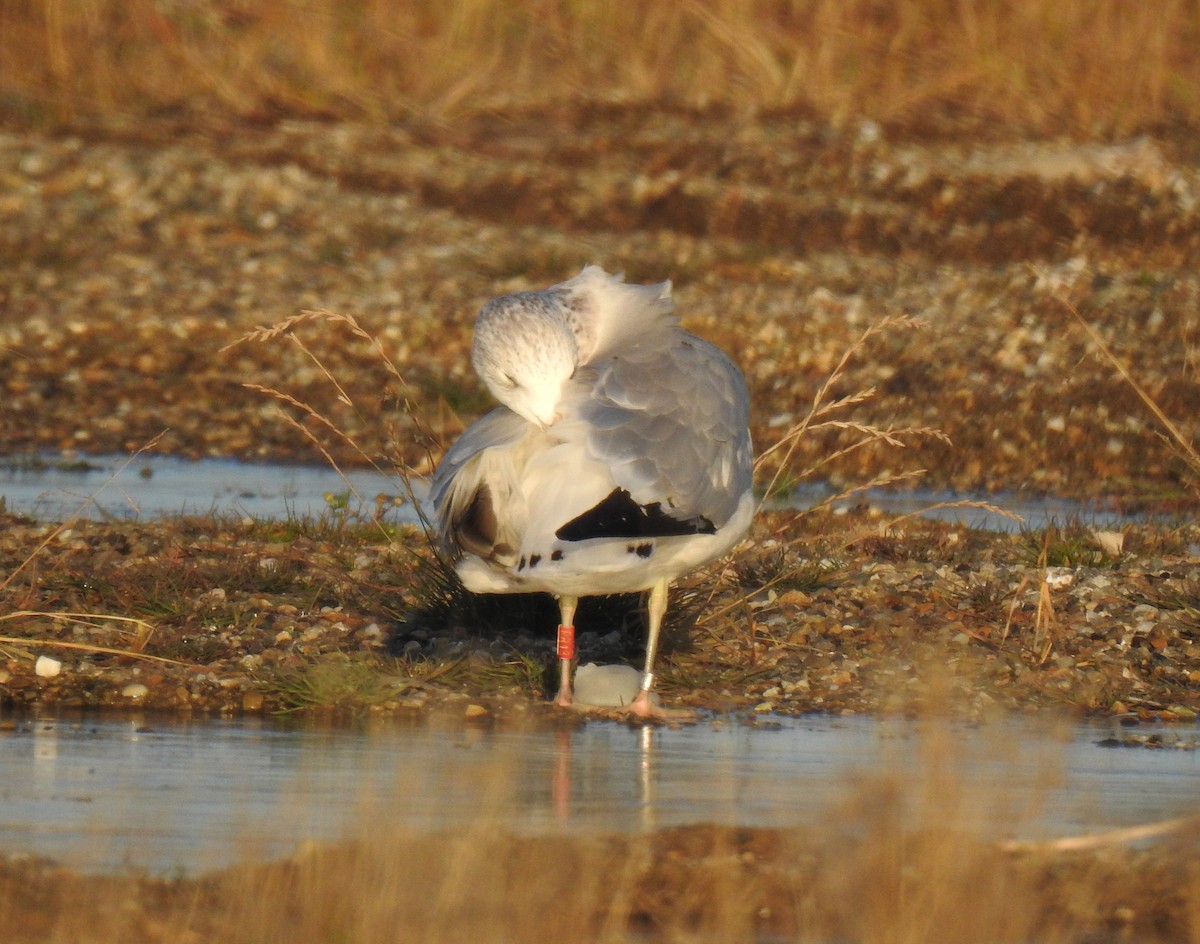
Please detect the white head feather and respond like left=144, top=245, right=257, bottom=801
left=472, top=291, right=578, bottom=427
left=470, top=266, right=678, bottom=427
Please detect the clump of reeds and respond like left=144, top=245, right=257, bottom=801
left=1056, top=290, right=1200, bottom=498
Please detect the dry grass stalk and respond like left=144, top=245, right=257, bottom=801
left=0, top=433, right=166, bottom=597
left=0, top=611, right=155, bottom=647
left=1001, top=575, right=1029, bottom=644
left=0, top=435, right=203, bottom=669
left=0, top=631, right=183, bottom=667
left=0, top=436, right=198, bottom=669
left=716, top=314, right=956, bottom=628
left=231, top=310, right=481, bottom=643
left=228, top=309, right=440, bottom=473
left=1002, top=812, right=1200, bottom=854
left=755, top=314, right=945, bottom=543
left=875, top=498, right=1025, bottom=534
left=228, top=310, right=441, bottom=537
left=755, top=314, right=926, bottom=502
left=1032, top=574, right=1057, bottom=665
left=1052, top=287, right=1200, bottom=493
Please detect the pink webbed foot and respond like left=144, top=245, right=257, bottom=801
left=626, top=689, right=696, bottom=722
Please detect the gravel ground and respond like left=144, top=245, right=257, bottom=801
left=3, top=108, right=1200, bottom=501
left=2, top=507, right=1200, bottom=725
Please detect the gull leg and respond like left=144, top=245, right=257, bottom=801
left=554, top=594, right=578, bottom=707
left=629, top=578, right=672, bottom=718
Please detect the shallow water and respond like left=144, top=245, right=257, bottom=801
left=0, top=455, right=421, bottom=525
left=1, top=713, right=1197, bottom=875
left=0, top=454, right=1144, bottom=531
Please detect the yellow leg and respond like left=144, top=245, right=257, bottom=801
left=629, top=578, right=668, bottom=717
left=554, top=594, right=578, bottom=707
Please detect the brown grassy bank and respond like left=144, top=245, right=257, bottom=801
left=3, top=0, right=1200, bottom=134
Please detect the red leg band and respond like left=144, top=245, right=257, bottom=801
left=556, top=624, right=576, bottom=660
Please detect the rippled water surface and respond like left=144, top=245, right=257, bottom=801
left=1, top=713, right=1197, bottom=875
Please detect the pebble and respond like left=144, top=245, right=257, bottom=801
left=121, top=682, right=149, bottom=700
left=242, top=692, right=265, bottom=712
left=574, top=664, right=642, bottom=707
left=1043, top=567, right=1075, bottom=589
left=34, top=656, right=61, bottom=678
left=1091, top=530, right=1124, bottom=556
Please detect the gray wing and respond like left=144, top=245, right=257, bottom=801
left=579, top=331, right=752, bottom=527
left=430, top=405, right=527, bottom=520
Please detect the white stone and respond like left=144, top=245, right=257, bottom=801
left=35, top=656, right=62, bottom=678
left=573, top=663, right=643, bottom=708
left=1091, top=529, right=1125, bottom=557
left=1044, top=567, right=1075, bottom=589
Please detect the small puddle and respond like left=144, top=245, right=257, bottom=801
left=787, top=483, right=1144, bottom=532
left=0, top=454, right=1149, bottom=530
left=1, top=713, right=1197, bottom=875
left=0, top=455, right=421, bottom=524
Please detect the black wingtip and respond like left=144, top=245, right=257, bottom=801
left=555, top=488, right=715, bottom=542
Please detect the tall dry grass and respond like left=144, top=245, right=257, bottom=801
left=3, top=0, right=1200, bottom=133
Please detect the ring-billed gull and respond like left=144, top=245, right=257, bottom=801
left=431, top=266, right=753, bottom=717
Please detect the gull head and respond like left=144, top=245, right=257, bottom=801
left=472, top=291, right=578, bottom=428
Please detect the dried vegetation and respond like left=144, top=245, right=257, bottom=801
left=4, top=0, right=1200, bottom=134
